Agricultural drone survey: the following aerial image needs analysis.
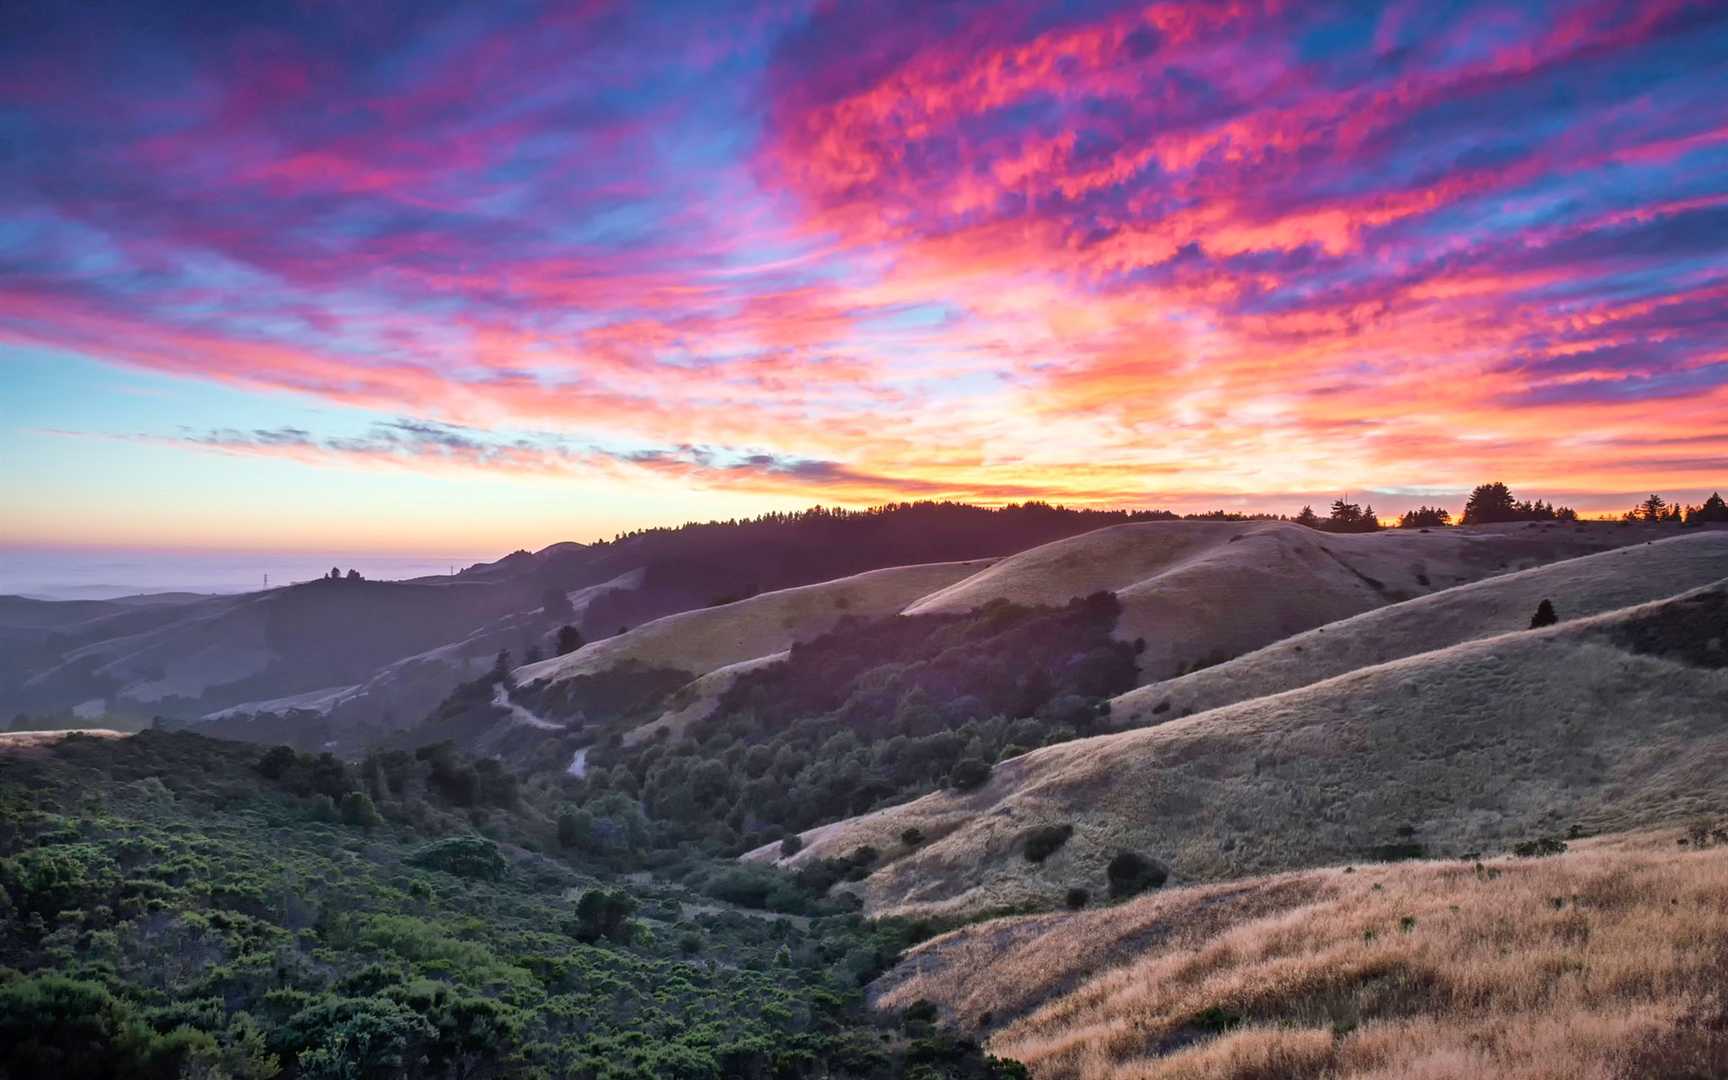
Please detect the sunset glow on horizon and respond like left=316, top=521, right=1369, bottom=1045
left=4, top=0, right=1727, bottom=552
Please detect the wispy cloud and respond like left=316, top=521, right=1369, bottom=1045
left=83, top=419, right=1133, bottom=504
left=3, top=0, right=1727, bottom=517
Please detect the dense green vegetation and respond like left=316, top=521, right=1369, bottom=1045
left=0, top=732, right=1024, bottom=1079
left=556, top=593, right=1137, bottom=856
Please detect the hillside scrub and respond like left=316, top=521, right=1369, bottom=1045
left=0, top=730, right=1025, bottom=1079
left=875, top=831, right=1728, bottom=1080
left=559, top=592, right=1137, bottom=856
left=763, top=581, right=1728, bottom=921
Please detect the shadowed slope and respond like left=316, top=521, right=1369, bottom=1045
left=623, top=651, right=790, bottom=747
left=1112, top=529, right=1728, bottom=726
left=752, top=582, right=1728, bottom=919
left=517, top=559, right=993, bottom=702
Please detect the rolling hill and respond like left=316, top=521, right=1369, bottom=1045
left=4, top=501, right=1159, bottom=735
left=1111, top=528, right=1728, bottom=726
left=519, top=560, right=992, bottom=692
left=904, top=520, right=1661, bottom=685
left=754, top=579, right=1728, bottom=920
left=870, top=828, right=1728, bottom=1079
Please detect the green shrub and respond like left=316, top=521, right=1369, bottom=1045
left=0, top=974, right=215, bottom=1079
left=405, top=836, right=506, bottom=880
left=1020, top=824, right=1074, bottom=863
left=1106, top=851, right=1168, bottom=898
left=1370, top=841, right=1427, bottom=862
left=1064, top=887, right=1090, bottom=910
left=1, top=843, right=119, bottom=917
left=569, top=888, right=637, bottom=943
left=1512, top=836, right=1568, bottom=858
left=557, top=809, right=593, bottom=850
left=900, top=827, right=925, bottom=847
left=254, top=745, right=297, bottom=780
left=779, top=833, right=803, bottom=857
left=339, top=792, right=382, bottom=829
left=949, top=759, right=992, bottom=791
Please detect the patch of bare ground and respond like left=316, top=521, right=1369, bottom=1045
left=875, top=829, right=1728, bottom=1080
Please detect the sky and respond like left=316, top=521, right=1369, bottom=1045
left=3, top=0, right=1727, bottom=555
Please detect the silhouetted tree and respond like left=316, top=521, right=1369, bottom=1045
left=1321, top=499, right=1383, bottom=533
left=1689, top=492, right=1728, bottom=524
left=345, top=568, right=362, bottom=581
left=1462, top=482, right=1518, bottom=524
left=329, top=566, right=342, bottom=580
left=492, top=650, right=511, bottom=680
left=1294, top=505, right=1321, bottom=529
left=1530, top=599, right=1557, bottom=629
left=1637, top=493, right=1669, bottom=523
left=1398, top=506, right=1452, bottom=528
left=555, top=625, right=585, bottom=656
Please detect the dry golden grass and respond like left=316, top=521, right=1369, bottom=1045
left=516, top=558, right=990, bottom=686
left=904, top=520, right=1665, bottom=686
left=874, top=829, right=1728, bottom=1079
left=0, top=728, right=131, bottom=753
left=1113, top=529, right=1728, bottom=727
left=752, top=582, right=1728, bottom=920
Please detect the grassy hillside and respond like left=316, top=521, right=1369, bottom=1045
left=12, top=579, right=538, bottom=722
left=758, top=581, right=1728, bottom=919
left=5, top=500, right=1162, bottom=730
left=522, top=560, right=992, bottom=693
left=196, top=570, right=651, bottom=752
left=406, top=561, right=998, bottom=766
left=906, top=520, right=1665, bottom=685
left=546, top=592, right=1139, bottom=858
left=871, top=829, right=1728, bottom=1079
left=0, top=730, right=1023, bottom=1079
left=1112, top=529, right=1728, bottom=726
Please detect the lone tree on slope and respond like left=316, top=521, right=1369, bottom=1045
left=1530, top=599, right=1558, bottom=629
left=555, top=625, right=585, bottom=656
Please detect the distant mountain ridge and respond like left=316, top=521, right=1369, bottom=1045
left=2, top=501, right=1172, bottom=735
